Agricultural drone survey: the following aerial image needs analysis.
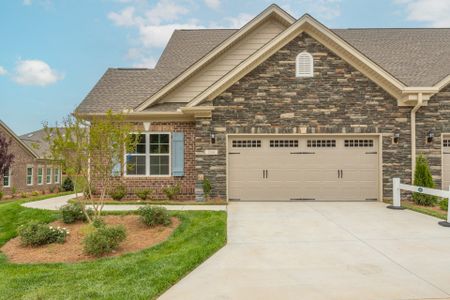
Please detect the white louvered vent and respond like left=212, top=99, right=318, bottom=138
left=296, top=51, right=314, bottom=78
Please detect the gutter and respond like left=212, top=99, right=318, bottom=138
left=410, top=92, right=423, bottom=182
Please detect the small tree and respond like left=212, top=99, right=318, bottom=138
left=45, top=111, right=137, bottom=222
left=0, top=132, right=15, bottom=185
left=413, top=154, right=437, bottom=206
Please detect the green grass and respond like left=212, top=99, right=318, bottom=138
left=0, top=197, right=227, bottom=300
left=401, top=201, right=447, bottom=220
left=69, top=198, right=227, bottom=205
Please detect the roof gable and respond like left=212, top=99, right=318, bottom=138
left=0, top=120, right=38, bottom=159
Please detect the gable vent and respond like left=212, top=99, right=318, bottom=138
left=296, top=51, right=313, bottom=78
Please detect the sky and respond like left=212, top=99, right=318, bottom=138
left=1, top=0, right=450, bottom=135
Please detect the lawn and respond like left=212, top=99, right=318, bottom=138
left=0, top=197, right=227, bottom=300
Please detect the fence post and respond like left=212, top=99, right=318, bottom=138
left=438, top=185, right=450, bottom=227
left=387, top=178, right=404, bottom=209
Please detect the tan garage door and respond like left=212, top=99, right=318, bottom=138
left=228, top=135, right=380, bottom=201
left=442, top=136, right=450, bottom=190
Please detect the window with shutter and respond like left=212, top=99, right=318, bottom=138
left=296, top=51, right=313, bottom=77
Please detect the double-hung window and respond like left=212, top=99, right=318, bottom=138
left=3, top=168, right=11, bottom=187
left=37, top=166, right=43, bottom=185
left=46, top=167, right=52, bottom=184
left=126, top=133, right=170, bottom=176
left=26, top=166, right=33, bottom=186
left=54, top=167, right=60, bottom=184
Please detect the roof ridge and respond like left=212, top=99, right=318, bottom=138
left=333, top=27, right=450, bottom=30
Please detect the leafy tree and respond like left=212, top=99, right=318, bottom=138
left=45, top=111, right=137, bottom=222
left=413, top=154, right=438, bottom=206
left=0, top=132, right=15, bottom=184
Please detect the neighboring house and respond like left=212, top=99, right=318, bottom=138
left=76, top=4, right=450, bottom=201
left=0, top=121, right=61, bottom=195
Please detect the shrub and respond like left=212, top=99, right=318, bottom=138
left=62, top=177, right=74, bottom=192
left=136, top=188, right=153, bottom=201
left=60, top=202, right=92, bottom=224
left=20, top=192, right=27, bottom=198
left=138, top=206, right=171, bottom=227
left=110, top=185, right=126, bottom=201
left=31, top=191, right=39, bottom=197
left=49, top=186, right=56, bottom=193
left=18, top=222, right=69, bottom=247
left=11, top=186, right=17, bottom=198
left=92, top=217, right=106, bottom=228
left=413, top=155, right=438, bottom=206
left=0, top=191, right=3, bottom=200
left=162, top=184, right=181, bottom=200
left=440, top=199, right=448, bottom=211
left=203, top=178, right=212, bottom=200
left=84, top=225, right=126, bottom=257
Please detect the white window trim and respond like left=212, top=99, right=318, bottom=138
left=3, top=168, right=11, bottom=188
left=37, top=165, right=43, bottom=185
left=54, top=167, right=60, bottom=184
left=124, top=132, right=172, bottom=178
left=26, top=165, right=34, bottom=186
left=46, top=167, right=52, bottom=184
left=296, top=51, right=314, bottom=78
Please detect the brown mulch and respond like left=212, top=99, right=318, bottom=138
left=1, top=215, right=180, bottom=264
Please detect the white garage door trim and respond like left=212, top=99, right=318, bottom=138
left=226, top=133, right=383, bottom=202
left=441, top=133, right=450, bottom=190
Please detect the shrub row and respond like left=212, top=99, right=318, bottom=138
left=108, top=184, right=181, bottom=201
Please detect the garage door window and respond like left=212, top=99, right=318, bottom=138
left=443, top=139, right=450, bottom=147
left=232, top=140, right=261, bottom=148
left=270, top=140, right=299, bottom=148
left=307, top=140, right=336, bottom=148
left=344, top=139, right=374, bottom=147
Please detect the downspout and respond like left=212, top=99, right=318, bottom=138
left=411, top=92, right=423, bottom=182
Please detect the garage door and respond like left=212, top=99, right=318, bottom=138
left=442, top=136, right=450, bottom=190
left=228, top=135, right=380, bottom=201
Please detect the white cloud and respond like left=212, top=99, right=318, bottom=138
left=396, top=0, right=450, bottom=27
left=13, top=60, right=63, bottom=86
left=144, top=0, right=189, bottom=25
left=0, top=66, right=7, bottom=76
left=204, top=0, right=221, bottom=10
left=23, top=0, right=32, bottom=5
left=108, top=7, right=138, bottom=27
left=226, top=13, right=253, bottom=28
left=139, top=22, right=203, bottom=48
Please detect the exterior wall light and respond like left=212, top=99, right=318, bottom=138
left=427, top=131, right=434, bottom=144
left=211, top=133, right=216, bottom=144
left=393, top=133, right=400, bottom=144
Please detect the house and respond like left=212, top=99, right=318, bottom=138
left=0, top=121, right=62, bottom=195
left=75, top=4, right=450, bottom=201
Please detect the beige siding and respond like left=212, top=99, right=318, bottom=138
left=161, top=19, right=286, bottom=103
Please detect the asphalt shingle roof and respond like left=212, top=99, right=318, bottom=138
left=76, top=27, right=450, bottom=113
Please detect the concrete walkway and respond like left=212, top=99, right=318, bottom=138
left=22, top=194, right=226, bottom=211
left=160, top=201, right=450, bottom=300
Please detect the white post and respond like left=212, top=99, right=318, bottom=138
left=393, top=178, right=401, bottom=207
left=447, top=186, right=450, bottom=223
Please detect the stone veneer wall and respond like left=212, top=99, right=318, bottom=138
left=100, top=121, right=197, bottom=200
left=195, top=32, right=416, bottom=199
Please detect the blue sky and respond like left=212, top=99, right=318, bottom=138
left=1, top=0, right=449, bottom=134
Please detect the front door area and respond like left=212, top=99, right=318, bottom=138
left=227, top=135, right=380, bottom=201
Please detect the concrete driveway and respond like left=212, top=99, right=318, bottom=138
left=160, top=201, right=450, bottom=300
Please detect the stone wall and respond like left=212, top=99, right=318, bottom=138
left=195, top=32, right=415, bottom=199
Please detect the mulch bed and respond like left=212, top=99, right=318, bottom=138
left=1, top=215, right=180, bottom=264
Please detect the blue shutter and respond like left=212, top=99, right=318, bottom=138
left=172, top=132, right=184, bottom=176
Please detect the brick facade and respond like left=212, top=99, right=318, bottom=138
left=0, top=125, right=60, bottom=195
left=195, top=32, right=420, bottom=199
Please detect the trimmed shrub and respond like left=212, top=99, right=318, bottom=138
left=203, top=178, right=212, bottom=200
left=84, top=225, right=127, bottom=257
left=92, top=217, right=106, bottom=228
left=162, top=184, right=181, bottom=200
left=20, top=192, right=27, bottom=198
left=60, top=202, right=92, bottom=224
left=18, top=222, right=68, bottom=246
left=62, top=177, right=74, bottom=192
left=138, top=206, right=171, bottom=227
left=440, top=199, right=448, bottom=211
left=31, top=191, right=39, bottom=197
left=413, top=155, right=438, bottom=206
left=110, top=185, right=126, bottom=201
left=136, top=188, right=153, bottom=201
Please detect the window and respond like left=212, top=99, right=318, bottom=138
left=26, top=166, right=33, bottom=186
left=296, top=51, right=314, bottom=78
left=54, top=167, right=60, bottom=184
left=232, top=140, right=261, bottom=148
left=270, top=140, right=299, bottom=148
left=444, top=140, right=450, bottom=147
left=37, top=166, right=43, bottom=185
left=125, top=133, right=171, bottom=176
left=46, top=167, right=52, bottom=184
left=344, top=139, right=374, bottom=148
left=3, top=168, right=11, bottom=188
left=307, top=139, right=336, bottom=148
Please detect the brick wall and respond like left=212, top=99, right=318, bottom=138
left=195, top=32, right=414, bottom=199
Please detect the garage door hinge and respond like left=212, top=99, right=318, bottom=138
left=290, top=152, right=316, bottom=155
left=365, top=152, right=377, bottom=154
left=228, top=152, right=240, bottom=155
